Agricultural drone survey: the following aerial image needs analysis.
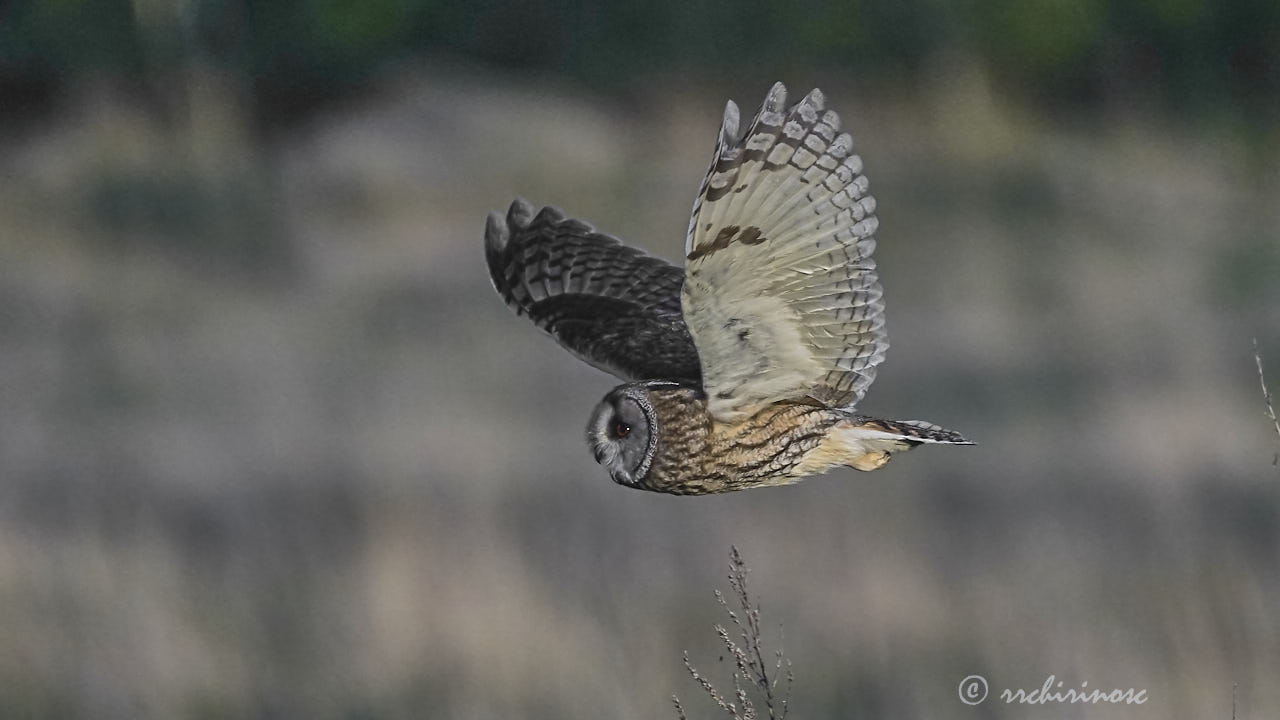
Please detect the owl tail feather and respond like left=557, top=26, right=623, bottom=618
left=864, top=418, right=973, bottom=445
left=841, top=417, right=973, bottom=472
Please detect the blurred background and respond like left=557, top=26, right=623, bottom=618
left=2, top=1, right=1279, bottom=718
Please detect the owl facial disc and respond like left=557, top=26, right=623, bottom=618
left=586, top=386, right=657, bottom=486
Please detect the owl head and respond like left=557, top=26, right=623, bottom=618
left=585, top=382, right=671, bottom=487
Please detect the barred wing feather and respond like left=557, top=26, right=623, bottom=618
left=486, top=199, right=701, bottom=383
left=681, top=82, right=887, bottom=421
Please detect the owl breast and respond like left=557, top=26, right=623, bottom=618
left=639, top=388, right=846, bottom=494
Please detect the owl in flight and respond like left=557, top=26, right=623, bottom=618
left=486, top=81, right=971, bottom=495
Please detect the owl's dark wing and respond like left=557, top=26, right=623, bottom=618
left=485, top=198, right=701, bottom=383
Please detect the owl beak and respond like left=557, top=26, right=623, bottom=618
left=587, top=436, right=633, bottom=484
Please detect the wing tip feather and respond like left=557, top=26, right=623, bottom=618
left=506, top=197, right=535, bottom=228
left=533, top=205, right=565, bottom=224
left=808, top=87, right=825, bottom=108
left=721, top=100, right=741, bottom=148
left=764, top=81, right=787, bottom=112
left=484, top=210, right=509, bottom=253
left=489, top=198, right=578, bottom=253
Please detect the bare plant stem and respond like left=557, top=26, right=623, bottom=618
left=1253, top=338, right=1280, bottom=466
left=673, top=694, right=689, bottom=720
left=674, top=546, right=792, bottom=720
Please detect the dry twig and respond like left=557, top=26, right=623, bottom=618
left=673, top=694, right=689, bottom=720
left=674, top=546, right=792, bottom=720
left=1253, top=338, right=1280, bottom=466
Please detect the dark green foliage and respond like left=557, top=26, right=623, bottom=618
left=1, top=0, right=1277, bottom=128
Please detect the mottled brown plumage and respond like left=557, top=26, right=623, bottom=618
left=617, top=383, right=966, bottom=494
left=642, top=386, right=837, bottom=494
left=489, top=82, right=973, bottom=495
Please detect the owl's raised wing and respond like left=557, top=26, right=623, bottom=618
left=682, top=82, right=887, bottom=422
left=486, top=198, right=701, bottom=383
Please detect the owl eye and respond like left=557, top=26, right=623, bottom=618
left=612, top=421, right=631, bottom=438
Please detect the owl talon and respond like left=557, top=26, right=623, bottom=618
left=850, top=451, right=892, bottom=472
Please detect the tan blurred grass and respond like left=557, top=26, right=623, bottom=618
left=0, top=63, right=1277, bottom=719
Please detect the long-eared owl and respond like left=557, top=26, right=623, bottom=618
left=486, top=82, right=971, bottom=495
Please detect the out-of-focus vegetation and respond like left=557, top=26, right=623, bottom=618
left=1, top=2, right=1278, bottom=719
left=3, top=0, right=1279, bottom=130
